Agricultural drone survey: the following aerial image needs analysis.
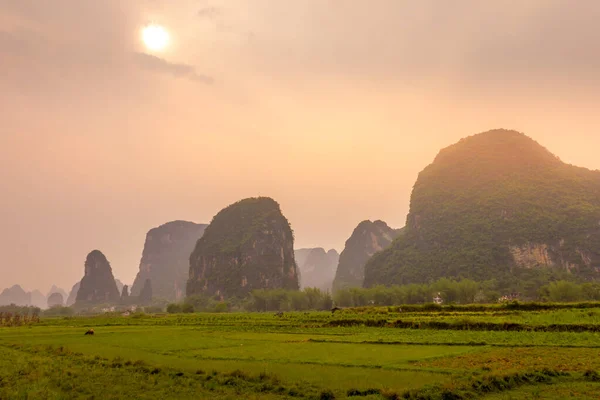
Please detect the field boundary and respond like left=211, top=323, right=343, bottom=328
left=326, top=318, right=600, bottom=332
left=306, top=338, right=600, bottom=349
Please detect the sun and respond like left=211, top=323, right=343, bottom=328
left=142, top=24, right=169, bottom=51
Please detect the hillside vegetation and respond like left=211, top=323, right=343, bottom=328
left=333, top=220, right=402, bottom=291
left=365, top=130, right=600, bottom=290
left=187, top=197, right=299, bottom=298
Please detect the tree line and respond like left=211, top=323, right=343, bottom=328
left=165, top=278, right=600, bottom=312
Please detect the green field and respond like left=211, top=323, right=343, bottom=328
left=2, top=307, right=600, bottom=399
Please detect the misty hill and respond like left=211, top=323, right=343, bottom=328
left=295, top=248, right=339, bottom=291
left=131, top=221, right=208, bottom=301
left=332, top=221, right=403, bottom=292
left=115, top=279, right=124, bottom=294
left=294, top=249, right=313, bottom=273
left=0, top=286, right=51, bottom=308
left=46, top=285, right=68, bottom=301
left=47, top=292, right=64, bottom=308
left=30, top=290, right=46, bottom=309
left=187, top=197, right=299, bottom=298
left=364, top=129, right=600, bottom=290
left=66, top=281, right=80, bottom=306
left=75, top=250, right=120, bottom=305
left=0, top=285, right=31, bottom=306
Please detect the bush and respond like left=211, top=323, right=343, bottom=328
left=546, top=281, right=584, bottom=302
left=181, top=303, right=194, bottom=313
left=166, top=304, right=182, bottom=313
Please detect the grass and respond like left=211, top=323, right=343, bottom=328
left=1, top=307, right=600, bottom=399
left=0, top=344, right=295, bottom=400
left=414, top=347, right=600, bottom=373
left=483, top=381, right=600, bottom=399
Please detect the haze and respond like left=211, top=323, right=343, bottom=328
left=1, top=0, right=600, bottom=292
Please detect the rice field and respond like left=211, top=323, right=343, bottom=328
left=1, top=305, right=600, bottom=399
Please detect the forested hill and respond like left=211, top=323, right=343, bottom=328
left=333, top=220, right=402, bottom=291
left=364, top=129, right=600, bottom=289
left=187, top=197, right=299, bottom=298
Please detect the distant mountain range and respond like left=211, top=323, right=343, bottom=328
left=0, top=284, right=68, bottom=308
left=10, top=129, right=600, bottom=305
left=294, top=248, right=339, bottom=291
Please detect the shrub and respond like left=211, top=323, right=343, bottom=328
left=214, top=302, right=229, bottom=313
left=166, top=303, right=182, bottom=313
left=181, top=303, right=194, bottom=313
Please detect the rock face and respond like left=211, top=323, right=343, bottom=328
left=364, top=129, right=600, bottom=288
left=187, top=197, right=299, bottom=298
left=0, top=285, right=31, bottom=306
left=139, top=279, right=153, bottom=305
left=47, top=292, right=64, bottom=308
left=115, top=279, right=124, bottom=294
left=295, top=248, right=339, bottom=291
left=332, top=221, right=403, bottom=291
left=132, top=221, right=208, bottom=301
left=66, top=281, right=80, bottom=306
left=75, top=250, right=120, bottom=304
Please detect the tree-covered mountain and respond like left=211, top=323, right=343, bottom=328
left=75, top=250, right=120, bottom=305
left=131, top=221, right=207, bottom=301
left=67, top=278, right=123, bottom=306
left=187, top=197, right=299, bottom=298
left=332, top=220, right=403, bottom=292
left=295, top=248, right=339, bottom=291
left=364, top=129, right=600, bottom=290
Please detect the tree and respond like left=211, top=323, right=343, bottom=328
left=582, top=283, right=600, bottom=301
left=547, top=281, right=582, bottom=302
left=456, top=279, right=480, bottom=304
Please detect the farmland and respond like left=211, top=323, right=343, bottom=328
left=1, top=304, right=600, bottom=399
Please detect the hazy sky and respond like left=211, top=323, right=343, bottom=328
left=2, top=0, right=600, bottom=292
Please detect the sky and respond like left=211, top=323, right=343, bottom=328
left=1, top=0, right=600, bottom=293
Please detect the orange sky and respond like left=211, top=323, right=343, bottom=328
left=1, top=0, right=600, bottom=293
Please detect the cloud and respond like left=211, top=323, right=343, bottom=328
left=197, top=7, right=221, bottom=19
left=132, top=52, right=214, bottom=84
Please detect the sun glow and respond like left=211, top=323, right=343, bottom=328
left=142, top=24, right=169, bottom=51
